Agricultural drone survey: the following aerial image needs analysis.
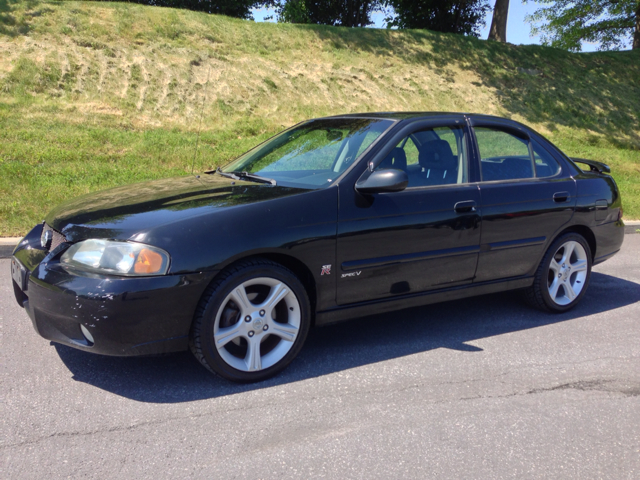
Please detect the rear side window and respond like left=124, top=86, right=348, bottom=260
left=475, top=127, right=534, bottom=181
left=532, top=139, right=561, bottom=177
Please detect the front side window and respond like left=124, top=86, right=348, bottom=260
left=475, top=127, right=534, bottom=181
left=374, top=126, right=468, bottom=188
left=222, top=118, right=394, bottom=188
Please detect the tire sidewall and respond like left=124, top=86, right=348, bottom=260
left=539, top=233, right=592, bottom=312
left=198, top=263, right=311, bottom=382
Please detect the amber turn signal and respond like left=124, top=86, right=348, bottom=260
left=134, top=248, right=165, bottom=274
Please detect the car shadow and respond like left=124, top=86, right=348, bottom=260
left=54, top=271, right=640, bottom=403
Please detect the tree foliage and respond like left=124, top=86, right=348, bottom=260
left=272, top=0, right=386, bottom=27
left=386, top=0, right=490, bottom=36
left=526, top=0, right=640, bottom=51
left=81, top=0, right=261, bottom=20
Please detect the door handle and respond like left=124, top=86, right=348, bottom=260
left=454, top=200, right=477, bottom=213
left=553, top=192, right=570, bottom=203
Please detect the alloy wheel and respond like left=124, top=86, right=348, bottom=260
left=546, top=240, right=589, bottom=306
left=213, top=277, right=301, bottom=372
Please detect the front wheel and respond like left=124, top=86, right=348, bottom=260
left=525, top=233, right=592, bottom=313
left=190, top=259, right=311, bottom=382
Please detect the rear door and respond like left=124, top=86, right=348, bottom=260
left=469, top=118, right=576, bottom=282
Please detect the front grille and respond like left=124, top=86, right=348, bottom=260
left=42, top=223, right=67, bottom=251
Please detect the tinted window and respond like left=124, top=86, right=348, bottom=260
left=402, top=136, right=420, bottom=166
left=435, top=127, right=459, bottom=157
left=375, top=126, right=467, bottom=188
left=532, top=139, right=561, bottom=177
left=475, top=127, right=534, bottom=181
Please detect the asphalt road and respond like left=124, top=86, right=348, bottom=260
left=2, top=236, right=639, bottom=479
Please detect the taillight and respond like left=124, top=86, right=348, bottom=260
left=618, top=206, right=623, bottom=221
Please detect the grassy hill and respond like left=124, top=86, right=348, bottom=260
left=1, top=0, right=639, bottom=235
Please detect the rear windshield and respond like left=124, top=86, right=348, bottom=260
left=222, top=118, right=395, bottom=189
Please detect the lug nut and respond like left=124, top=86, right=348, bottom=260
left=263, top=325, right=268, bottom=331
left=244, top=316, right=251, bottom=322
left=259, top=310, right=265, bottom=317
left=248, top=331, right=254, bottom=337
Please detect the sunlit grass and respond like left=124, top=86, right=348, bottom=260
left=0, top=0, right=638, bottom=235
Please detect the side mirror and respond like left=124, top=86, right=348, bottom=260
left=355, top=169, right=408, bottom=194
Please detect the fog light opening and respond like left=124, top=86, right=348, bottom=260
left=80, top=325, right=95, bottom=345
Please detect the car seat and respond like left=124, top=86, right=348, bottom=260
left=417, top=140, right=458, bottom=185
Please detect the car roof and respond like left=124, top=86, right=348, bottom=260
left=323, top=112, right=463, bottom=120
left=319, top=112, right=534, bottom=133
left=322, top=111, right=524, bottom=124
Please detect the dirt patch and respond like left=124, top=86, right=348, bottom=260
left=76, top=102, right=123, bottom=116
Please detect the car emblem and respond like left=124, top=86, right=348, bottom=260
left=321, top=265, right=331, bottom=275
left=41, top=229, right=52, bottom=249
left=341, top=271, right=361, bottom=278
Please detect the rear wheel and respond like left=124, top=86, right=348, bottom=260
left=525, top=233, right=592, bottom=313
left=190, top=259, right=310, bottom=382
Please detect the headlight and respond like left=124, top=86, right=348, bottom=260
left=60, top=240, right=170, bottom=276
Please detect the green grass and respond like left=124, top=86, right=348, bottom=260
left=0, top=0, right=639, bottom=235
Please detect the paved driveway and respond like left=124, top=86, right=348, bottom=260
left=2, top=236, right=639, bottom=479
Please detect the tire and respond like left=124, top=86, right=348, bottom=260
left=190, top=258, right=311, bottom=382
left=524, top=233, right=592, bottom=313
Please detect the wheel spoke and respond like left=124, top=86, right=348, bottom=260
left=563, top=280, right=577, bottom=301
left=214, top=323, right=244, bottom=349
left=261, top=282, right=290, bottom=312
left=560, top=242, right=575, bottom=265
left=245, top=339, right=262, bottom=371
left=229, top=285, right=252, bottom=313
left=213, top=275, right=303, bottom=375
left=549, top=258, right=561, bottom=274
left=548, top=277, right=561, bottom=300
left=269, top=322, right=299, bottom=342
left=571, top=259, right=588, bottom=273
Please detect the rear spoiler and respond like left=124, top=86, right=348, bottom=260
left=571, top=157, right=611, bottom=174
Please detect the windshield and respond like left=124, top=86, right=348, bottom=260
left=221, top=118, right=395, bottom=188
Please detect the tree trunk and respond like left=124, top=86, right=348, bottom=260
left=488, top=0, right=510, bottom=42
left=634, top=1, right=640, bottom=49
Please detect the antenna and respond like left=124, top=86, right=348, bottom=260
left=191, top=65, right=211, bottom=175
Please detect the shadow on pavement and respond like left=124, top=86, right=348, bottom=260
left=54, top=272, right=640, bottom=403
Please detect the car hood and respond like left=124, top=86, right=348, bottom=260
left=46, top=174, right=306, bottom=242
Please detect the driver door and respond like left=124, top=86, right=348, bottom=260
left=336, top=120, right=482, bottom=305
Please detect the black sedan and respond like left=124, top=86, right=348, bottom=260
left=11, top=113, right=625, bottom=382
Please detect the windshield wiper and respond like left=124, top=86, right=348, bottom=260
left=209, top=168, right=276, bottom=185
left=208, top=168, right=276, bottom=186
left=210, top=167, right=240, bottom=181
left=233, top=171, right=277, bottom=186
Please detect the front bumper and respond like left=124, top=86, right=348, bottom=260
left=12, top=225, right=215, bottom=356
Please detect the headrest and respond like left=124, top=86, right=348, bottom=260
left=379, top=147, right=407, bottom=171
left=419, top=140, right=457, bottom=170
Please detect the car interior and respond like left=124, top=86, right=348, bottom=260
left=375, top=127, right=467, bottom=187
left=375, top=127, right=561, bottom=186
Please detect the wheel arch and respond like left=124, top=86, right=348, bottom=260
left=255, top=253, right=317, bottom=321
left=209, top=252, right=318, bottom=326
left=555, top=225, right=597, bottom=261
